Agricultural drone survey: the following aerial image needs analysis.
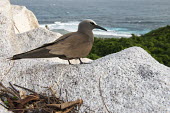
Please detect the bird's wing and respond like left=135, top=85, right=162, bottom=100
left=34, top=32, right=74, bottom=49
left=10, top=32, right=75, bottom=60
left=11, top=32, right=91, bottom=60
left=47, top=32, right=92, bottom=58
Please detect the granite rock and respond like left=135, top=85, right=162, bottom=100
left=12, top=5, right=39, bottom=34
left=0, top=0, right=14, bottom=57
left=0, top=47, right=170, bottom=113
left=0, top=0, right=169, bottom=113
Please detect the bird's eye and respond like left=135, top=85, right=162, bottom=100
left=90, top=22, right=95, bottom=25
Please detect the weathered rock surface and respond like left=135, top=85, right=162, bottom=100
left=12, top=5, right=39, bottom=34
left=0, top=0, right=170, bottom=113
left=14, top=28, right=62, bottom=54
left=0, top=47, right=170, bottom=113
left=0, top=0, right=14, bottom=57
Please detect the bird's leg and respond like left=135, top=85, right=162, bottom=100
left=68, top=60, right=72, bottom=65
left=79, top=58, right=90, bottom=64
left=79, top=58, right=84, bottom=64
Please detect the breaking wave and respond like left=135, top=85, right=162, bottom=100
left=40, top=21, right=150, bottom=38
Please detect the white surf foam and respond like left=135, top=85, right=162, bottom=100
left=40, top=21, right=148, bottom=38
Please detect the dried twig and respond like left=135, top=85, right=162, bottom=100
left=0, top=82, right=20, bottom=99
left=47, top=99, right=83, bottom=110
left=0, top=83, right=83, bottom=113
left=0, top=103, right=8, bottom=109
left=9, top=82, right=19, bottom=93
left=13, top=84, right=37, bottom=94
left=8, top=82, right=20, bottom=99
left=63, top=106, right=74, bottom=113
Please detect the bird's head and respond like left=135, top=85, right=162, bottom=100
left=78, top=19, right=107, bottom=32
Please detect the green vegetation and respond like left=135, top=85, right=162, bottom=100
left=87, top=25, right=170, bottom=67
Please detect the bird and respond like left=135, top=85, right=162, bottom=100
left=10, top=19, right=107, bottom=64
left=45, top=25, right=50, bottom=30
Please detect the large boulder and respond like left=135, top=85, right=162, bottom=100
left=0, top=47, right=170, bottom=113
left=12, top=5, right=39, bottom=34
left=14, top=28, right=62, bottom=55
left=0, top=0, right=14, bottom=57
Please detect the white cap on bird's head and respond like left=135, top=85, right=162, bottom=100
left=78, top=19, right=107, bottom=32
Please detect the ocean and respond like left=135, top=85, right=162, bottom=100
left=11, top=0, right=170, bottom=38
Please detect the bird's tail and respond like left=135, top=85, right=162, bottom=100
left=9, top=48, right=58, bottom=60
left=9, top=48, right=63, bottom=60
left=9, top=55, right=22, bottom=60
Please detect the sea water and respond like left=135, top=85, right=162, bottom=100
left=11, top=0, right=170, bottom=38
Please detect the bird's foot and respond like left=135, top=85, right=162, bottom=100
left=80, top=62, right=90, bottom=64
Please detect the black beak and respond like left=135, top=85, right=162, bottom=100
left=95, top=25, right=107, bottom=31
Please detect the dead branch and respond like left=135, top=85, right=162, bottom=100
left=13, top=84, right=37, bottom=94
left=47, top=99, right=83, bottom=110
left=0, top=82, right=20, bottom=99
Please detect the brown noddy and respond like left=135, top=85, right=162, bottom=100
left=10, top=19, right=107, bottom=64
